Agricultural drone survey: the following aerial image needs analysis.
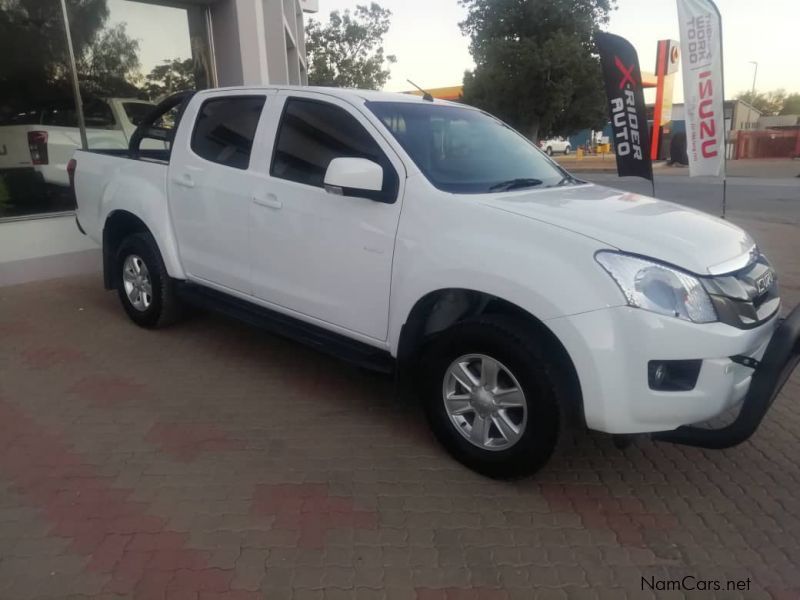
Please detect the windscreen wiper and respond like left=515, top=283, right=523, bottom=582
left=552, top=174, right=583, bottom=187
left=488, top=178, right=544, bottom=192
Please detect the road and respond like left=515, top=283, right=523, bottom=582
left=581, top=173, right=800, bottom=225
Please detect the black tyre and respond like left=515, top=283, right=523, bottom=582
left=546, top=146, right=554, bottom=156
left=115, top=232, right=182, bottom=328
left=421, top=315, right=560, bottom=479
left=564, top=145, right=571, bottom=155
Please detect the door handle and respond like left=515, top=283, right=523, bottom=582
left=253, top=194, right=282, bottom=210
left=173, top=173, right=195, bottom=188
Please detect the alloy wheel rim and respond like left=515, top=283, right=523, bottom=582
left=442, top=353, right=528, bottom=451
left=122, top=254, right=153, bottom=312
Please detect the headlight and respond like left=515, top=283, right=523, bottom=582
left=595, top=251, right=717, bottom=323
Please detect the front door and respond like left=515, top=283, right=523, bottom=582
left=249, top=93, right=404, bottom=341
left=169, top=93, right=270, bottom=293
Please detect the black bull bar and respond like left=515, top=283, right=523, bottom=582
left=653, top=303, right=800, bottom=449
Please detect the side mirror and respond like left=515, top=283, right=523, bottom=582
left=324, top=157, right=385, bottom=201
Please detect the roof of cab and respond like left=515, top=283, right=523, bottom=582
left=201, top=85, right=461, bottom=106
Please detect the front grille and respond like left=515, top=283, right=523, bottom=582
left=701, top=252, right=780, bottom=329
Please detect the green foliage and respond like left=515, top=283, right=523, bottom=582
left=779, top=93, right=800, bottom=116
left=78, top=23, right=141, bottom=97
left=735, top=89, right=787, bottom=116
left=144, top=58, right=195, bottom=101
left=0, top=0, right=141, bottom=111
left=306, top=2, right=396, bottom=90
left=459, top=0, right=616, bottom=141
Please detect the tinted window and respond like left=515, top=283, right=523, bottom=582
left=42, top=106, right=77, bottom=127
left=4, top=109, right=43, bottom=125
left=84, top=99, right=116, bottom=129
left=271, top=98, right=397, bottom=200
left=367, top=101, right=567, bottom=194
left=191, top=96, right=266, bottom=170
left=123, top=102, right=155, bottom=126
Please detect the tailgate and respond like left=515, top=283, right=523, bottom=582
left=0, top=125, right=33, bottom=170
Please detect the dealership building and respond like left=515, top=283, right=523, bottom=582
left=0, top=0, right=318, bottom=284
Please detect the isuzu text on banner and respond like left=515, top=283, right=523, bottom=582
left=677, top=0, right=725, bottom=177
left=596, top=32, right=653, bottom=182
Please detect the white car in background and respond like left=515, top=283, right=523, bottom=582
left=0, top=97, right=156, bottom=189
left=539, top=136, right=572, bottom=156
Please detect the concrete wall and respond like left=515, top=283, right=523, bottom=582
left=0, top=215, right=100, bottom=287
left=210, top=0, right=245, bottom=87
left=209, top=0, right=311, bottom=87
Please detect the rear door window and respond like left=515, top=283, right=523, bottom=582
left=191, top=96, right=266, bottom=170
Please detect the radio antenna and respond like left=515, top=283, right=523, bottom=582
left=407, top=79, right=434, bottom=102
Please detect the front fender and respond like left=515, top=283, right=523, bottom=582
left=387, top=187, right=624, bottom=354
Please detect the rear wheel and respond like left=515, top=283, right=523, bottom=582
left=564, top=145, right=571, bottom=155
left=546, top=146, right=554, bottom=156
left=421, top=316, right=560, bottom=479
left=115, top=232, right=182, bottom=328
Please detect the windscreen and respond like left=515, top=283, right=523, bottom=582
left=366, top=101, right=567, bottom=194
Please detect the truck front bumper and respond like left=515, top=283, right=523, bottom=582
left=546, top=303, right=800, bottom=445
left=653, top=303, right=800, bottom=448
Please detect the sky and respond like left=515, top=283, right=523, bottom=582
left=109, top=0, right=800, bottom=102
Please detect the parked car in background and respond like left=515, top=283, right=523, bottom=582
left=72, top=87, right=800, bottom=478
left=0, top=98, right=156, bottom=194
left=539, top=136, right=572, bottom=155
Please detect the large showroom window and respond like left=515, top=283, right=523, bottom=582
left=0, top=0, right=214, bottom=220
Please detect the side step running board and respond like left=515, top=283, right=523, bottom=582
left=176, top=283, right=396, bottom=374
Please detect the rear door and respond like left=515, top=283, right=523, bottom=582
left=168, top=91, right=272, bottom=293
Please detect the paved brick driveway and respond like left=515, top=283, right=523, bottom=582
left=1, top=216, right=799, bottom=599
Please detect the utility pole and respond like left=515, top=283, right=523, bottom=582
left=749, top=61, right=758, bottom=96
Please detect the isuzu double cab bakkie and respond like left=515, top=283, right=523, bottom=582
left=72, top=87, right=800, bottom=478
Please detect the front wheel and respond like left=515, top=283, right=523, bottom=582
left=564, top=145, right=571, bottom=155
left=421, top=316, right=560, bottom=479
left=546, top=146, right=554, bottom=156
left=115, top=232, right=182, bottom=328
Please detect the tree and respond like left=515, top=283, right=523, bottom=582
left=735, top=89, right=786, bottom=116
left=78, top=23, right=141, bottom=97
left=0, top=0, right=141, bottom=110
left=305, top=3, right=396, bottom=89
left=0, top=0, right=109, bottom=109
left=780, top=93, right=800, bottom=116
left=144, top=58, right=195, bottom=100
left=459, top=0, right=616, bottom=142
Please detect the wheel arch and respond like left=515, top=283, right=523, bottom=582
left=396, top=288, right=585, bottom=427
left=101, top=210, right=184, bottom=290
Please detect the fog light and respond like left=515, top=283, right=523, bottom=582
left=648, top=360, right=702, bottom=391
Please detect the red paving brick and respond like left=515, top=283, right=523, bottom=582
left=252, top=483, right=378, bottom=549
left=147, top=422, right=247, bottom=462
left=0, top=397, right=246, bottom=598
left=1, top=215, right=799, bottom=598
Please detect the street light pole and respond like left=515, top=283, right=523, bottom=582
left=59, top=0, right=88, bottom=150
left=749, top=61, right=758, bottom=96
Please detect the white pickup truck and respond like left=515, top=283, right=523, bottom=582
left=72, top=87, right=800, bottom=478
left=0, top=97, right=155, bottom=196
